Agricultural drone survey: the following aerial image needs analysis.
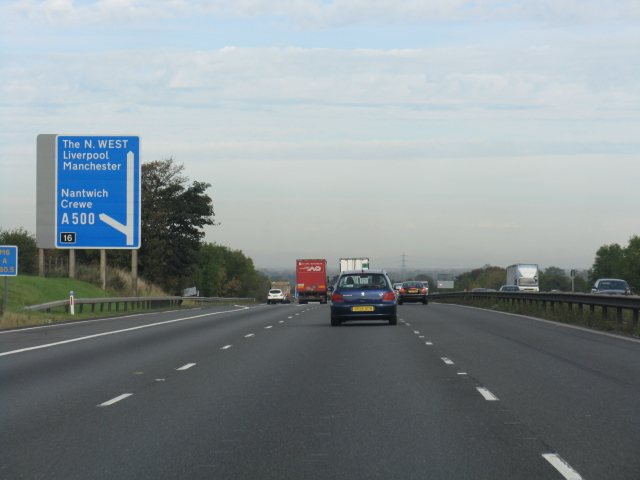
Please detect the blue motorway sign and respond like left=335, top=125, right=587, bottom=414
left=0, top=246, right=18, bottom=276
left=55, top=135, right=141, bottom=249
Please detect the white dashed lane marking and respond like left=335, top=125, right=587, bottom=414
left=542, top=453, right=584, bottom=479
left=476, top=387, right=499, bottom=401
left=177, top=363, right=196, bottom=371
left=97, top=393, right=132, bottom=407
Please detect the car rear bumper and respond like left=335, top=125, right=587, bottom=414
left=398, top=294, right=427, bottom=302
left=330, top=303, right=397, bottom=319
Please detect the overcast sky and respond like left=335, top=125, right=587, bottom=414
left=1, top=0, right=639, bottom=271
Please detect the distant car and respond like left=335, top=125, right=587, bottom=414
left=330, top=269, right=397, bottom=326
left=499, top=285, right=520, bottom=292
left=267, top=289, right=286, bottom=304
left=398, top=281, right=428, bottom=305
left=591, top=279, right=632, bottom=295
left=471, top=288, right=487, bottom=292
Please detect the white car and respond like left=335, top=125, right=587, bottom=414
left=267, top=289, right=286, bottom=304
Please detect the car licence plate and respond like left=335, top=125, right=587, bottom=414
left=409, top=289, right=418, bottom=293
left=352, top=306, right=375, bottom=312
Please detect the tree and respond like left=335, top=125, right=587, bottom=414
left=0, top=227, right=38, bottom=275
left=455, top=266, right=505, bottom=291
left=589, top=236, right=640, bottom=291
left=195, top=243, right=270, bottom=299
left=544, top=266, right=566, bottom=277
left=414, top=274, right=435, bottom=289
left=620, top=236, right=640, bottom=291
left=539, top=266, right=570, bottom=292
left=573, top=275, right=590, bottom=293
left=137, top=158, right=216, bottom=293
left=589, top=243, right=624, bottom=284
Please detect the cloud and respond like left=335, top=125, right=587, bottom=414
left=5, top=0, right=191, bottom=25
left=4, top=0, right=639, bottom=27
left=3, top=45, right=638, bottom=154
left=4, top=44, right=638, bottom=110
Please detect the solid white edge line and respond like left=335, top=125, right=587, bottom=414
left=221, top=345, right=232, bottom=350
left=476, top=387, right=499, bottom=401
left=0, top=306, right=205, bottom=335
left=441, top=357, right=454, bottom=365
left=0, top=306, right=250, bottom=357
left=542, top=453, right=584, bottom=480
left=97, top=393, right=132, bottom=407
left=177, top=363, right=196, bottom=371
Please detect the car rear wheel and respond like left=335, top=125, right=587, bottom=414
left=331, top=315, right=341, bottom=327
left=398, top=299, right=403, bottom=305
left=389, top=313, right=398, bottom=325
left=423, top=299, right=428, bottom=305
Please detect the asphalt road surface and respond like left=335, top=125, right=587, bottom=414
left=2, top=302, right=639, bottom=479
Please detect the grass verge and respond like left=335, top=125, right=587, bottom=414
left=0, top=269, right=168, bottom=329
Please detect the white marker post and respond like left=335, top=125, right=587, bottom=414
left=70, top=291, right=75, bottom=315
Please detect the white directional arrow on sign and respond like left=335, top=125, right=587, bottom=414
left=99, top=151, right=135, bottom=245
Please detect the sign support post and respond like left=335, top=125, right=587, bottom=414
left=101, top=250, right=107, bottom=290
left=132, top=250, right=138, bottom=297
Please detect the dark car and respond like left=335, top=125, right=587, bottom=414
left=330, top=269, right=397, bottom=326
left=398, top=281, right=428, bottom=305
left=591, top=279, right=632, bottom=295
left=499, top=285, right=520, bottom=292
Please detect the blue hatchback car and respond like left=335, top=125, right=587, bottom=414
left=330, top=269, right=398, bottom=326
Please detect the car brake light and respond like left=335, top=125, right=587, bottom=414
left=382, top=291, right=396, bottom=301
left=332, top=292, right=344, bottom=302
left=400, top=288, right=406, bottom=293
left=421, top=288, right=426, bottom=293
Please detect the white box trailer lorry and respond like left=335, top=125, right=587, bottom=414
left=339, top=258, right=370, bottom=272
left=506, top=264, right=539, bottom=292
